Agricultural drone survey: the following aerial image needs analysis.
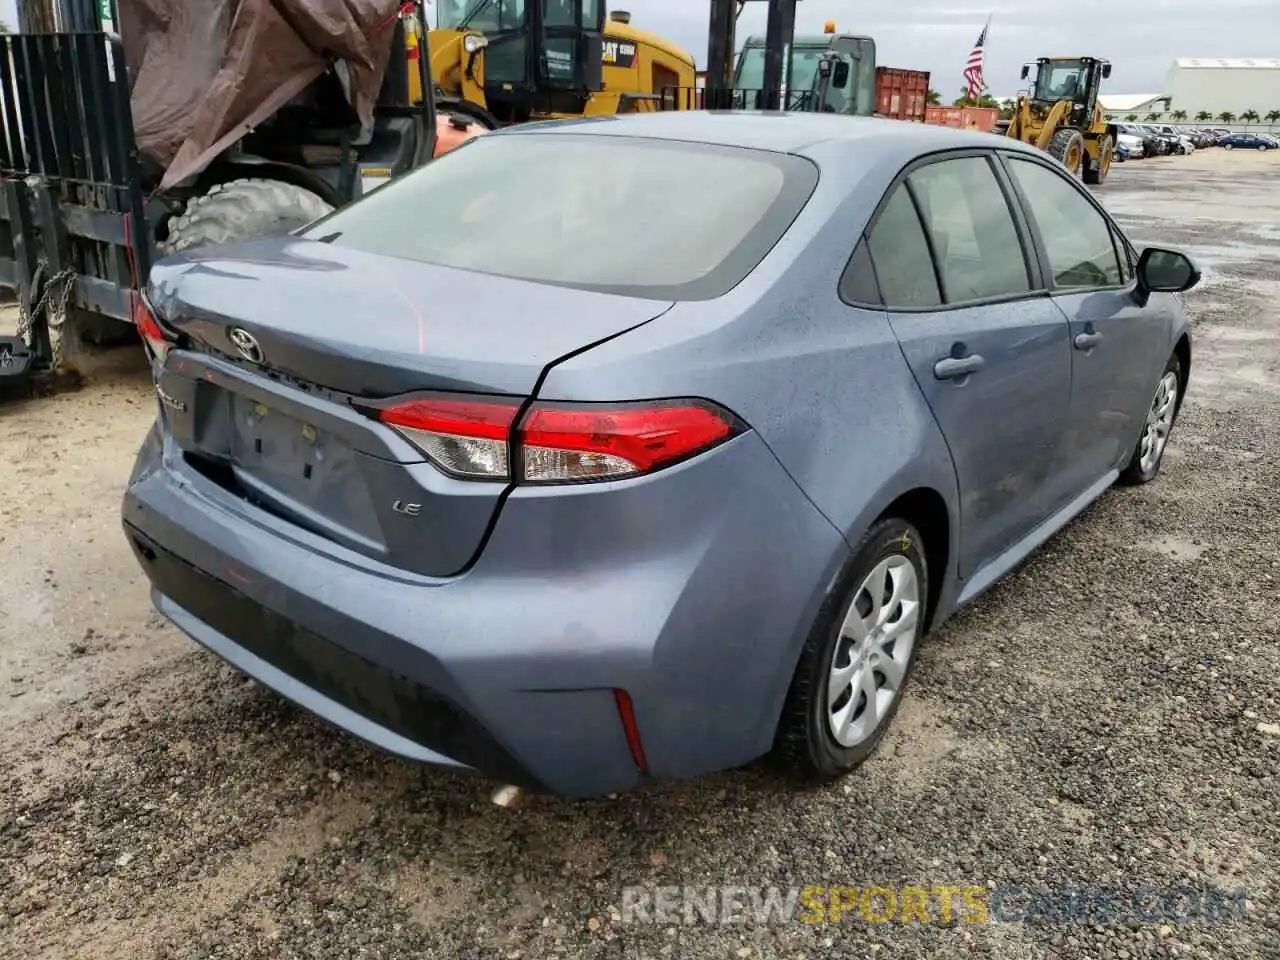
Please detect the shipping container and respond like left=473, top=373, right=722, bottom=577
left=924, top=105, right=1002, bottom=132
left=874, top=67, right=930, bottom=122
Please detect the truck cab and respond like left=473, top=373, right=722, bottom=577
left=733, top=31, right=876, bottom=115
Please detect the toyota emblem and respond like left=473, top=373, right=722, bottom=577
left=228, top=327, right=263, bottom=364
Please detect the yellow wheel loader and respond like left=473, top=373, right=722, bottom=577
left=1005, top=57, right=1116, bottom=185
left=417, top=3, right=696, bottom=129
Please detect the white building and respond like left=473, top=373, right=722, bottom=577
left=1099, top=93, right=1168, bottom=119
left=1162, top=59, right=1280, bottom=124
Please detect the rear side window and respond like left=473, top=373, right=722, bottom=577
left=301, top=133, right=818, bottom=301
left=864, top=186, right=941, bottom=309
left=906, top=156, right=1032, bottom=302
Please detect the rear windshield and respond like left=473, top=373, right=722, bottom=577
left=301, top=132, right=818, bottom=300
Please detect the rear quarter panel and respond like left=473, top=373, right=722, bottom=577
left=537, top=141, right=961, bottom=614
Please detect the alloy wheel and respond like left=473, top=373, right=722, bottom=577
left=1139, top=371, right=1179, bottom=473
left=827, top=555, right=921, bottom=748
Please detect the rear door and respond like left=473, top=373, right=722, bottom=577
left=1000, top=153, right=1170, bottom=494
left=854, top=151, right=1075, bottom=577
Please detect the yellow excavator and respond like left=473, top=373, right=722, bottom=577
left=413, top=3, right=696, bottom=128
left=1004, top=56, right=1116, bottom=184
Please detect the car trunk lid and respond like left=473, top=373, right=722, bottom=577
left=148, top=238, right=674, bottom=577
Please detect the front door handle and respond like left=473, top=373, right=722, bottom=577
left=933, top=354, right=985, bottom=380
left=1074, top=331, right=1103, bottom=350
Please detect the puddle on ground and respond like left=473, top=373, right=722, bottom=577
left=1139, top=535, right=1208, bottom=561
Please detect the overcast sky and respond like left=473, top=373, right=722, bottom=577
left=616, top=0, right=1280, bottom=97
left=1, top=0, right=1275, bottom=97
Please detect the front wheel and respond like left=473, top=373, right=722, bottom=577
left=773, top=518, right=928, bottom=781
left=1224, top=143, right=1234, bottom=150
left=1118, top=354, right=1183, bottom=486
left=1259, top=144, right=1269, bottom=151
left=1048, top=128, right=1085, bottom=177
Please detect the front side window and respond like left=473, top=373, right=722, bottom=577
left=1005, top=157, right=1123, bottom=290
left=906, top=156, right=1031, bottom=303
left=303, top=133, right=818, bottom=301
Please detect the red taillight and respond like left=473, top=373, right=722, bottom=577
left=521, top=401, right=736, bottom=482
left=132, top=294, right=171, bottom=363
left=376, top=396, right=519, bottom=480
left=373, top=394, right=740, bottom=484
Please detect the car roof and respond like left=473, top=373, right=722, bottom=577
left=495, top=111, right=1044, bottom=162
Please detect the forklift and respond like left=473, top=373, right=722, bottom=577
left=0, top=0, right=452, bottom=395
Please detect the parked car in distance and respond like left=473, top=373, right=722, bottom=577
left=1219, top=132, right=1274, bottom=150
left=1119, top=123, right=1166, bottom=156
left=1115, top=132, right=1145, bottom=160
left=123, top=113, right=1201, bottom=797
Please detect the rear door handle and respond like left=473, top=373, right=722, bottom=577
left=933, top=354, right=985, bottom=380
left=1074, top=331, right=1103, bottom=350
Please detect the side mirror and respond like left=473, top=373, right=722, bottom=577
left=1020, top=64, right=1030, bottom=80
left=1134, top=247, right=1200, bottom=305
left=1102, top=63, right=1112, bottom=79
left=832, top=61, right=850, bottom=88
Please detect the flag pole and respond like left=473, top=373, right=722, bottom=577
left=982, top=13, right=992, bottom=94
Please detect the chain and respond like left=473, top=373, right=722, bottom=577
left=15, top=264, right=78, bottom=370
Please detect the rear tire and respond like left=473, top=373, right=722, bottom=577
left=1048, top=128, right=1086, bottom=177
left=160, top=178, right=333, bottom=256
left=1083, top=136, right=1113, bottom=185
left=773, top=518, right=928, bottom=782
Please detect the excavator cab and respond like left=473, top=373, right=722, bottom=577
left=1008, top=55, right=1115, bottom=184
left=436, top=0, right=605, bottom=123
left=1022, top=56, right=1111, bottom=130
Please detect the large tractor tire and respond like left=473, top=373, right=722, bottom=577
left=1047, top=128, right=1086, bottom=178
left=1083, top=135, right=1114, bottom=185
left=160, top=178, right=333, bottom=257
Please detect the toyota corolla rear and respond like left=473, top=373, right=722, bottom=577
left=122, top=127, right=847, bottom=796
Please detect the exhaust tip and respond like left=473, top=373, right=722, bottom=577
left=490, top=784, right=524, bottom=808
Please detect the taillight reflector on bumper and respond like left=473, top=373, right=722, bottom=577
left=372, top=394, right=743, bottom=484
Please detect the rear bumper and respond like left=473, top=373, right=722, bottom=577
left=123, top=419, right=847, bottom=797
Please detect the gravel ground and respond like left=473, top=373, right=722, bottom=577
left=2, top=149, right=1278, bottom=960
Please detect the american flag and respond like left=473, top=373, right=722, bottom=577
left=963, top=19, right=990, bottom=100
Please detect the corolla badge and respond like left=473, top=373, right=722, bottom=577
left=228, top=327, right=264, bottom=364
left=155, top=383, right=187, bottom=413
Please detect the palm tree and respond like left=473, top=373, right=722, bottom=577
left=1172, top=109, right=1187, bottom=122
left=1125, top=114, right=1139, bottom=122
left=1241, top=109, right=1260, bottom=125
left=1196, top=111, right=1212, bottom=122
left=1218, top=111, right=1235, bottom=123
left=1144, top=112, right=1161, bottom=122
left=926, top=88, right=942, bottom=106
left=1267, top=109, right=1280, bottom=126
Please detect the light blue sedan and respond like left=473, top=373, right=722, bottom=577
left=123, top=113, right=1201, bottom=796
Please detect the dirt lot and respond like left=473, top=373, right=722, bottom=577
left=2, top=149, right=1278, bottom=960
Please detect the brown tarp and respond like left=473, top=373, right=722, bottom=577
left=118, top=0, right=405, bottom=192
